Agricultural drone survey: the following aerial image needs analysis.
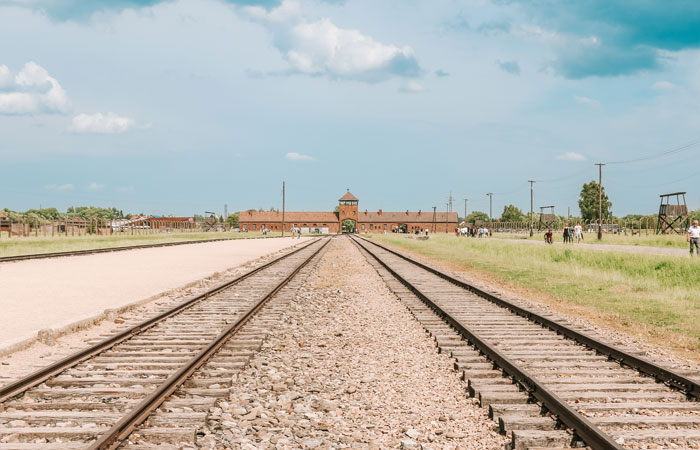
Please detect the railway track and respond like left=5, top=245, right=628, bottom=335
left=0, top=235, right=283, bottom=264
left=353, top=236, right=700, bottom=450
left=0, top=237, right=330, bottom=449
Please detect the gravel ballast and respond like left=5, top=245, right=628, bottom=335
left=212, top=237, right=507, bottom=449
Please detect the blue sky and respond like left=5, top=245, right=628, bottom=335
left=1, top=0, right=700, bottom=217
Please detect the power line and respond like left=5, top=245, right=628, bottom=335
left=534, top=166, right=592, bottom=183
left=605, top=136, right=700, bottom=165
left=493, top=183, right=529, bottom=196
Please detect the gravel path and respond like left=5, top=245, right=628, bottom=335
left=491, top=236, right=688, bottom=257
left=0, top=237, right=311, bottom=349
left=212, top=237, right=506, bottom=449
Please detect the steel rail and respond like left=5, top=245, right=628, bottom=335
left=88, top=237, right=331, bottom=449
left=0, top=235, right=284, bottom=263
left=0, top=238, right=322, bottom=403
left=357, top=236, right=700, bottom=400
left=352, top=236, right=623, bottom=450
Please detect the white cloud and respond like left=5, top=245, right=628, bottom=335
left=45, top=183, right=75, bottom=191
left=652, top=81, right=675, bottom=90
left=88, top=182, right=105, bottom=190
left=0, top=62, right=71, bottom=115
left=243, top=0, right=421, bottom=82
left=398, top=80, right=425, bottom=93
left=556, top=152, right=586, bottom=161
left=285, top=152, right=314, bottom=161
left=573, top=95, right=600, bottom=106
left=71, top=112, right=135, bottom=134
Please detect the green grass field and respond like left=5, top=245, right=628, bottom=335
left=0, top=231, right=285, bottom=258
left=368, top=233, right=700, bottom=360
left=496, top=231, right=690, bottom=249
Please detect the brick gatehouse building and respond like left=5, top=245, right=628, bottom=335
left=239, top=190, right=458, bottom=234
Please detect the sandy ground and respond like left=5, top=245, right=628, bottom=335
left=0, top=237, right=312, bottom=349
left=492, top=236, right=689, bottom=257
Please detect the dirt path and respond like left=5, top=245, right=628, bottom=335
left=0, top=237, right=311, bottom=349
left=492, top=236, right=689, bottom=257
left=212, top=237, right=506, bottom=449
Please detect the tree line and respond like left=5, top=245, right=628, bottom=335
left=460, top=180, right=700, bottom=226
left=2, top=206, right=131, bottom=223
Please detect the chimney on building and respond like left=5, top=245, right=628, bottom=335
left=378, top=209, right=382, bottom=216
left=418, top=210, right=421, bottom=215
left=405, top=210, right=409, bottom=215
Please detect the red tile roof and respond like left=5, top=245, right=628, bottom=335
left=339, top=190, right=358, bottom=201
left=358, top=211, right=458, bottom=224
left=240, top=209, right=459, bottom=225
left=240, top=210, right=339, bottom=223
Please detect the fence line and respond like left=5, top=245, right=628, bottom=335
left=0, top=217, right=231, bottom=240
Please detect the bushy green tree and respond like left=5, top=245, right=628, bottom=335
left=500, top=204, right=526, bottom=222
left=466, top=211, right=489, bottom=223
left=578, top=180, right=612, bottom=222
left=226, top=212, right=240, bottom=227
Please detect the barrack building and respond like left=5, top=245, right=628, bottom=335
left=239, top=190, right=458, bottom=234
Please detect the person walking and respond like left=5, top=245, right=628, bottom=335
left=563, top=224, right=569, bottom=244
left=687, top=220, right=700, bottom=256
left=574, top=222, right=583, bottom=244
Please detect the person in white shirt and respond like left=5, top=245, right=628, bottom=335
left=687, top=220, right=700, bottom=256
left=574, top=223, right=583, bottom=243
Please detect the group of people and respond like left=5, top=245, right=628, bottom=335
left=562, top=223, right=584, bottom=244
left=455, top=226, right=490, bottom=238
left=290, top=227, right=303, bottom=239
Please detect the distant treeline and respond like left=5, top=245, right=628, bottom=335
left=2, top=206, right=132, bottom=223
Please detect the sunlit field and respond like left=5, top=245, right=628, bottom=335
left=368, top=233, right=700, bottom=360
left=494, top=231, right=690, bottom=249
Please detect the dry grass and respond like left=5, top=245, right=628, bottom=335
left=497, top=231, right=690, bottom=249
left=368, top=233, right=700, bottom=362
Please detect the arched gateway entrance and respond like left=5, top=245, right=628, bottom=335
left=338, top=190, right=359, bottom=233
left=342, top=219, right=357, bottom=233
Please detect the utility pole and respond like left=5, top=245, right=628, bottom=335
left=445, top=203, right=450, bottom=233
left=463, top=198, right=468, bottom=222
left=595, top=163, right=605, bottom=240
left=528, top=181, right=535, bottom=237
left=448, top=191, right=454, bottom=213
left=432, top=206, right=437, bottom=233
left=224, top=204, right=228, bottom=220
left=486, top=193, right=493, bottom=222
left=282, top=181, right=285, bottom=237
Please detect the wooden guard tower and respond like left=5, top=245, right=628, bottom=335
left=656, top=192, right=689, bottom=235
left=538, top=206, right=557, bottom=230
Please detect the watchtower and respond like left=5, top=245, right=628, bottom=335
left=656, top=192, right=689, bottom=235
left=538, top=206, right=557, bottom=231
left=338, top=189, right=358, bottom=232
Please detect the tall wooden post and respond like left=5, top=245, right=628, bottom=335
left=282, top=181, right=286, bottom=237
left=487, top=192, right=493, bottom=223
left=528, top=180, right=534, bottom=237
left=595, top=163, right=605, bottom=240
